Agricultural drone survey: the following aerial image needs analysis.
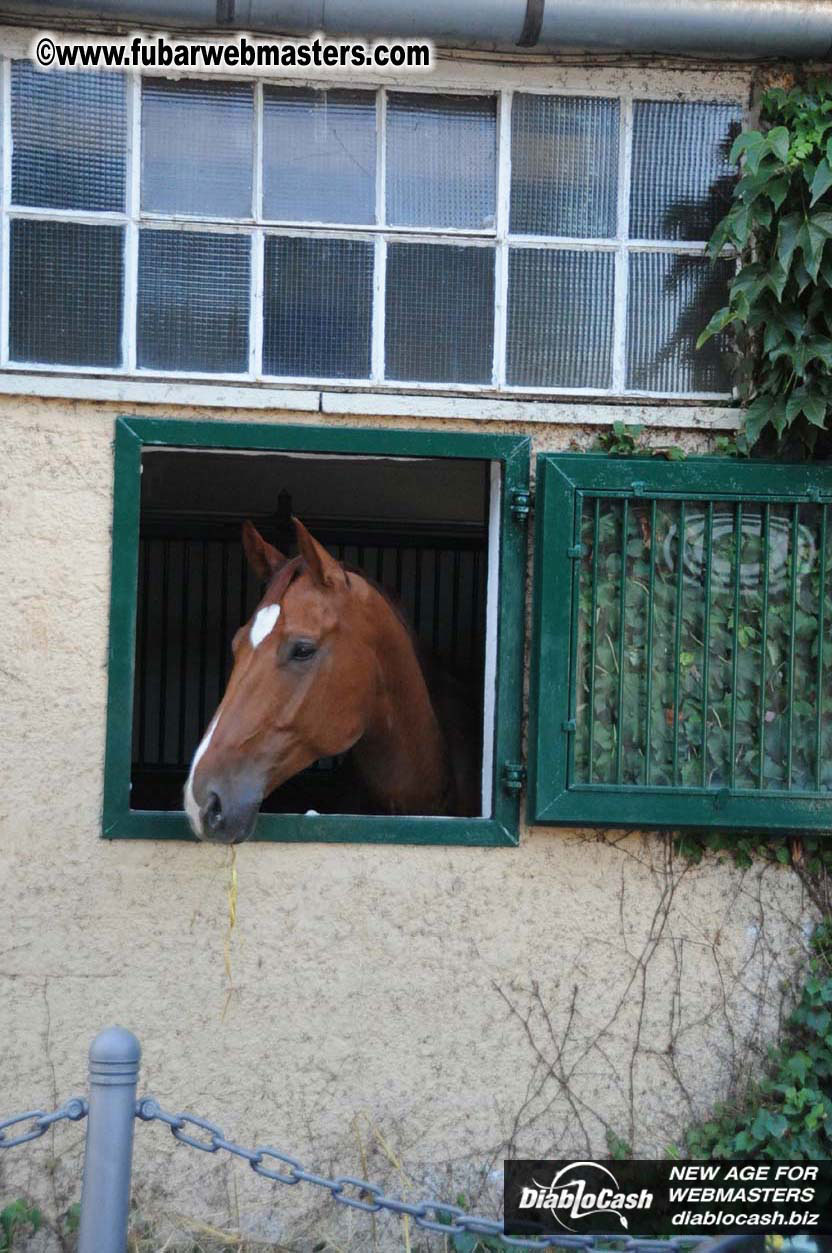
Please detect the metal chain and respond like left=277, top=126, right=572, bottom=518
left=0, top=1099, right=88, bottom=1149
left=135, top=1098, right=709, bottom=1252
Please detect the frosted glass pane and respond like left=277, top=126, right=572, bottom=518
left=386, top=93, right=496, bottom=229
left=9, top=219, right=123, bottom=366
left=264, top=236, right=372, bottom=378
left=137, top=231, right=250, bottom=373
left=11, top=61, right=126, bottom=211
left=626, top=253, right=734, bottom=393
left=630, top=100, right=742, bottom=241
left=510, top=94, right=619, bottom=238
left=263, top=87, right=376, bottom=224
left=142, top=80, right=253, bottom=217
left=385, top=243, right=494, bottom=383
left=507, top=249, right=614, bottom=388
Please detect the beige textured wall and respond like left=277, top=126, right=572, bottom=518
left=0, top=395, right=815, bottom=1249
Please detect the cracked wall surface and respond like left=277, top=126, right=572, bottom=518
left=0, top=396, right=816, bottom=1249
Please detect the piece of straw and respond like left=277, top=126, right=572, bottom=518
left=221, top=845, right=238, bottom=1020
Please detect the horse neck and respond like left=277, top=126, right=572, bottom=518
left=352, top=588, right=450, bottom=815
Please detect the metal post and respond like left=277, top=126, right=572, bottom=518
left=78, top=1027, right=141, bottom=1253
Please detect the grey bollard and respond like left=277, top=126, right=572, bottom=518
left=78, top=1027, right=141, bottom=1253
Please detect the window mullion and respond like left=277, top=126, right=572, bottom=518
left=611, top=93, right=632, bottom=395
left=372, top=89, right=387, bottom=382
left=122, top=71, right=141, bottom=373
left=250, top=81, right=264, bottom=378
left=493, top=89, right=511, bottom=389
left=1, top=57, right=11, bottom=368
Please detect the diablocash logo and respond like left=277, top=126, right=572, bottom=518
left=518, top=1162, right=654, bottom=1232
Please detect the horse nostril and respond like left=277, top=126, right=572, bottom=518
left=204, top=791, right=224, bottom=832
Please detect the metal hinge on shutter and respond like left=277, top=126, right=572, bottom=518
left=510, top=488, right=532, bottom=522
left=501, top=762, right=527, bottom=794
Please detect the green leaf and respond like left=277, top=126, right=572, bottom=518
left=811, top=209, right=832, bottom=235
left=797, top=219, right=828, bottom=281
left=766, top=1111, right=790, bottom=1138
left=777, top=211, right=802, bottom=269
left=811, top=157, right=832, bottom=204
left=768, top=126, right=791, bottom=163
left=696, top=305, right=734, bottom=348
left=730, top=129, right=766, bottom=168
left=767, top=175, right=790, bottom=210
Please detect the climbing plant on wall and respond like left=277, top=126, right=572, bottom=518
left=698, top=77, right=832, bottom=454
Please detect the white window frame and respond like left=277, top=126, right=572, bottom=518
left=0, top=32, right=752, bottom=409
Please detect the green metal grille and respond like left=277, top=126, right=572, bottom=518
left=529, top=454, right=832, bottom=831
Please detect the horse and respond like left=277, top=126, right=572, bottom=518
left=184, top=517, right=479, bottom=842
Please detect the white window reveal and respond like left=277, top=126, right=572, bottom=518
left=1, top=54, right=746, bottom=399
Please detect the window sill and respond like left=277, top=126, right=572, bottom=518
left=0, top=369, right=740, bottom=429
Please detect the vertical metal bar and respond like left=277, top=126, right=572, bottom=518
left=644, top=499, right=657, bottom=786
left=219, top=540, right=229, bottom=691
left=816, top=504, right=827, bottom=792
left=157, top=540, right=169, bottom=763
left=786, top=503, right=800, bottom=789
left=451, top=549, right=461, bottom=663
left=198, top=541, right=208, bottom=734
left=177, top=541, right=190, bottom=768
left=587, top=497, right=601, bottom=784
left=729, top=500, right=742, bottom=790
left=432, top=550, right=441, bottom=650
left=137, top=539, right=150, bottom=767
left=701, top=502, right=714, bottom=788
left=414, top=547, right=424, bottom=635
left=671, top=501, right=687, bottom=786
left=468, top=550, right=478, bottom=667
left=758, top=502, right=770, bottom=790
left=375, top=545, right=383, bottom=583
left=566, top=490, right=584, bottom=787
left=239, top=544, right=248, bottom=629
left=615, top=499, right=629, bottom=784
left=78, top=1028, right=140, bottom=1253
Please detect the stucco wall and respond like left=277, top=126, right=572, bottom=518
left=0, top=395, right=815, bottom=1249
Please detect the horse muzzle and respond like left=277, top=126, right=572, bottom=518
left=188, top=776, right=262, bottom=844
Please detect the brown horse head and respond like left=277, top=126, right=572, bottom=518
left=184, top=518, right=389, bottom=842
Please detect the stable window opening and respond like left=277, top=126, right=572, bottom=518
left=104, top=418, right=528, bottom=845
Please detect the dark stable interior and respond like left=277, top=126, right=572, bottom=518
left=131, top=448, right=490, bottom=816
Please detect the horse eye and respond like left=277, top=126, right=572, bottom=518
left=289, top=640, right=317, bottom=661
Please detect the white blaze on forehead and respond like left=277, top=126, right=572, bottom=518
left=250, top=603, right=281, bottom=649
left=183, top=714, right=218, bottom=836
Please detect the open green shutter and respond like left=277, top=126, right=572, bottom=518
left=528, top=453, right=832, bottom=832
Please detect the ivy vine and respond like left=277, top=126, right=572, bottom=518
left=698, top=77, right=832, bottom=454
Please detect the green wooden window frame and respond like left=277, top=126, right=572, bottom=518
left=528, top=453, right=832, bottom=832
left=103, top=416, right=529, bottom=846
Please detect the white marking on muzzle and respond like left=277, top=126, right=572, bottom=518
left=184, top=714, right=218, bottom=837
left=250, top=603, right=280, bottom=649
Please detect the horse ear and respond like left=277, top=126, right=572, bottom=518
left=292, top=516, right=346, bottom=588
left=242, top=521, right=285, bottom=583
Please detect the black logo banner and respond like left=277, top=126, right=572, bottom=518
left=504, top=1159, right=832, bottom=1236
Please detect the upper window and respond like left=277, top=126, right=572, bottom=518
left=4, top=59, right=742, bottom=397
